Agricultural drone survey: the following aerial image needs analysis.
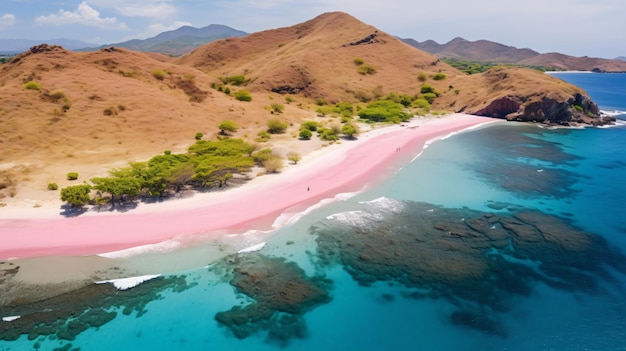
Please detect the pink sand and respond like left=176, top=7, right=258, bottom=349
left=0, top=115, right=494, bottom=260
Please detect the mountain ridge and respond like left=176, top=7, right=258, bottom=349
left=402, top=37, right=626, bottom=72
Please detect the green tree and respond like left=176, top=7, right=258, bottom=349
left=286, top=151, right=301, bottom=164
left=60, top=184, right=91, bottom=207
left=342, top=124, right=358, bottom=138
left=299, top=128, right=313, bottom=140
left=91, top=177, right=141, bottom=204
left=218, top=120, right=239, bottom=135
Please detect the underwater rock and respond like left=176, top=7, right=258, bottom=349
left=214, top=252, right=331, bottom=343
left=312, top=199, right=626, bottom=337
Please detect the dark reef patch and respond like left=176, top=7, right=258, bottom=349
left=213, top=253, right=331, bottom=345
left=458, top=125, right=584, bottom=199
left=0, top=275, right=191, bottom=343
left=312, top=199, right=626, bottom=336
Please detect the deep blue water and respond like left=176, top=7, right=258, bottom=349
left=2, top=73, right=626, bottom=350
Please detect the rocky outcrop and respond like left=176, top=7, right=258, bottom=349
left=475, top=92, right=613, bottom=126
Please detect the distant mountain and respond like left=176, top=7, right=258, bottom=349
left=87, top=24, right=248, bottom=56
left=616, top=56, right=626, bottom=62
left=402, top=37, right=626, bottom=72
left=401, top=37, right=538, bottom=64
left=0, top=38, right=97, bottom=54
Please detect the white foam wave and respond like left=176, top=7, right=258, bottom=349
left=237, top=242, right=266, bottom=254
left=95, top=274, right=161, bottom=291
left=272, top=190, right=362, bottom=229
left=360, top=196, right=405, bottom=213
left=600, top=109, right=626, bottom=117
left=327, top=211, right=373, bottom=226
left=2, top=316, right=20, bottom=322
left=97, top=238, right=181, bottom=259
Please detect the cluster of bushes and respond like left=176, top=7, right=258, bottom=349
left=358, top=100, right=410, bottom=123
left=298, top=119, right=358, bottom=141
left=59, top=135, right=281, bottom=207
left=316, top=102, right=354, bottom=120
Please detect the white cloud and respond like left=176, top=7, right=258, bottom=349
left=35, top=1, right=127, bottom=29
left=0, top=13, right=16, bottom=26
left=89, top=0, right=177, bottom=19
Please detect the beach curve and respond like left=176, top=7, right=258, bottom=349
left=0, top=114, right=495, bottom=260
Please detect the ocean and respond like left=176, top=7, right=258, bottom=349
left=1, top=72, right=626, bottom=350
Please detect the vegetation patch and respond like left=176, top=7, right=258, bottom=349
left=23, top=81, right=42, bottom=90
left=234, top=89, right=252, bottom=102
left=357, top=100, right=410, bottom=123
left=220, top=74, right=249, bottom=86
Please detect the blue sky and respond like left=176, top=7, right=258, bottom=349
left=0, top=0, right=624, bottom=58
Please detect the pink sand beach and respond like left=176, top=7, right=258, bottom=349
left=0, top=114, right=495, bottom=260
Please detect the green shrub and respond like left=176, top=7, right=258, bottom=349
left=234, top=89, right=252, bottom=101
left=420, top=84, right=438, bottom=94
left=417, top=72, right=427, bottom=82
left=270, top=103, right=284, bottom=113
left=573, top=105, right=583, bottom=112
left=48, top=182, right=58, bottom=191
left=433, top=73, right=447, bottom=80
left=299, top=129, right=313, bottom=140
left=152, top=69, right=167, bottom=80
left=412, top=98, right=431, bottom=110
left=357, top=64, right=376, bottom=75
left=256, top=130, right=271, bottom=142
left=422, top=93, right=438, bottom=104
left=67, top=172, right=79, bottom=181
left=267, top=119, right=288, bottom=134
left=24, top=81, right=42, bottom=90
left=195, top=132, right=204, bottom=140
left=164, top=150, right=172, bottom=155
left=353, top=57, right=364, bottom=65
left=218, top=120, right=238, bottom=135
left=318, top=128, right=339, bottom=141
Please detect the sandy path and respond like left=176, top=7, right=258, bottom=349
left=0, top=114, right=495, bottom=260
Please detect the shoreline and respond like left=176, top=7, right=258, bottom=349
left=0, top=114, right=496, bottom=261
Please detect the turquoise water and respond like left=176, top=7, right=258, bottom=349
left=2, top=73, right=626, bottom=350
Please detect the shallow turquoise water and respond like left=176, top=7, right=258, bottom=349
left=2, top=73, right=626, bottom=350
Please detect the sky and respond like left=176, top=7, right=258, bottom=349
left=0, top=0, right=624, bottom=58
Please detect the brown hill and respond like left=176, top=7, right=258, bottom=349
left=177, top=12, right=459, bottom=104
left=0, top=12, right=607, bottom=206
left=403, top=37, right=626, bottom=72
